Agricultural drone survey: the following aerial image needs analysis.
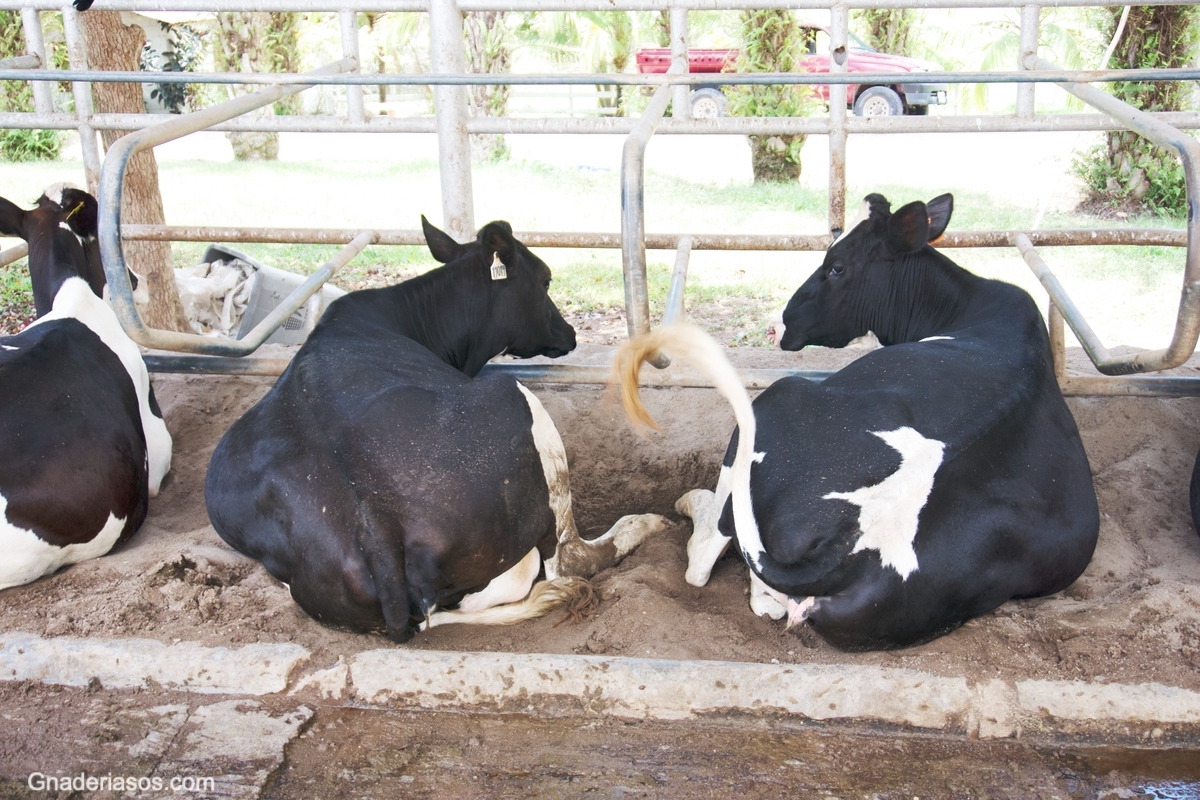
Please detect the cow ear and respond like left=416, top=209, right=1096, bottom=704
left=477, top=220, right=514, bottom=262
left=886, top=200, right=930, bottom=255
left=926, top=193, right=953, bottom=242
left=422, top=215, right=463, bottom=264
left=60, top=188, right=97, bottom=238
left=0, top=196, right=26, bottom=239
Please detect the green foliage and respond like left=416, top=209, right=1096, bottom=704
left=0, top=129, right=62, bottom=161
left=963, top=10, right=1092, bottom=112
left=852, top=9, right=918, bottom=56
left=141, top=22, right=207, bottom=114
left=0, top=11, right=33, bottom=115
left=724, top=10, right=819, bottom=182
left=1074, top=6, right=1199, bottom=215
left=0, top=259, right=34, bottom=334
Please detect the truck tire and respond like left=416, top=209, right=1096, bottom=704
left=690, top=88, right=726, bottom=119
left=853, top=86, right=904, bottom=117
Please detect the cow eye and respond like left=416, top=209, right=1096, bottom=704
left=829, top=264, right=845, bottom=276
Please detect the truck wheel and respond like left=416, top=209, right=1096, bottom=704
left=853, top=87, right=904, bottom=117
left=690, top=88, right=726, bottom=119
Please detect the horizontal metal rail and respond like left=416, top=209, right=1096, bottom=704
left=119, top=225, right=1186, bottom=251
left=139, top=355, right=1200, bottom=398
left=5, top=111, right=1200, bottom=136
left=5, top=66, right=1200, bottom=88
left=0, top=0, right=1193, bottom=10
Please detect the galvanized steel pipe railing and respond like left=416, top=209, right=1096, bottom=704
left=98, top=57, right=365, bottom=355
left=116, top=224, right=1185, bottom=251
left=621, top=60, right=685, bottom=368
left=1021, top=54, right=1200, bottom=375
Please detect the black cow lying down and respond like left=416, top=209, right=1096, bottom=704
left=0, top=186, right=172, bottom=590
left=617, top=193, right=1099, bottom=650
left=206, top=218, right=667, bottom=642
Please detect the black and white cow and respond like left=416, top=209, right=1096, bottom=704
left=0, top=184, right=146, bottom=317
left=205, top=217, right=666, bottom=642
left=617, top=193, right=1099, bottom=650
left=0, top=186, right=172, bottom=590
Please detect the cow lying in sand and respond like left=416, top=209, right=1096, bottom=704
left=206, top=218, right=666, bottom=642
left=0, top=186, right=171, bottom=590
left=617, top=193, right=1098, bottom=651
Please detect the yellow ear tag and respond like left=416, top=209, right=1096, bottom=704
left=490, top=252, right=507, bottom=281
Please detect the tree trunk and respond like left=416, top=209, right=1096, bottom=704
left=213, top=12, right=301, bottom=162
left=1080, top=6, right=1197, bottom=213
left=853, top=9, right=917, bottom=56
left=464, top=11, right=510, bottom=162
left=736, top=10, right=811, bottom=183
left=82, top=10, right=190, bottom=333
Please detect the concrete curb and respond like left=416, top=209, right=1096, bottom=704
left=0, top=633, right=307, bottom=695
left=4, top=632, right=1200, bottom=739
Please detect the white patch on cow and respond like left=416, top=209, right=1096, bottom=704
left=919, top=335, right=954, bottom=343
left=823, top=426, right=945, bottom=580
left=835, top=200, right=872, bottom=242
left=28, top=278, right=172, bottom=495
left=2, top=345, right=16, bottom=351
left=734, top=447, right=768, bottom=570
left=516, top=383, right=572, bottom=574
left=457, top=547, right=540, bottom=613
left=749, top=570, right=787, bottom=620
left=57, top=220, right=84, bottom=249
left=0, top=492, right=125, bottom=590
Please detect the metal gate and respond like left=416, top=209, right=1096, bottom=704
left=0, top=0, right=1197, bottom=394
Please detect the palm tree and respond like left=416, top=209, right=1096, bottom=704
left=724, top=10, right=818, bottom=182
left=1075, top=6, right=1198, bottom=214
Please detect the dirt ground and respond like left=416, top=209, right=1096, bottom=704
left=3, top=337, right=1200, bottom=701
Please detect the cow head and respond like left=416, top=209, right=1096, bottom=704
left=421, top=216, right=576, bottom=375
left=0, top=184, right=115, bottom=318
left=778, top=193, right=953, bottom=350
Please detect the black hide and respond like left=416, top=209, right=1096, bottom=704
left=204, top=219, right=576, bottom=642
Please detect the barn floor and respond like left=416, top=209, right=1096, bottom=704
left=2, top=342, right=1200, bottom=797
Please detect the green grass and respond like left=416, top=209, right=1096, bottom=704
left=0, top=153, right=1188, bottom=348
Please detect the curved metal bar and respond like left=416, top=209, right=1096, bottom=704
left=98, top=57, right=356, bottom=354
left=1023, top=55, right=1200, bottom=375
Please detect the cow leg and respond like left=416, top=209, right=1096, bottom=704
left=457, top=547, right=541, bottom=613
left=677, top=466, right=733, bottom=587
left=749, top=571, right=788, bottom=620
left=516, top=383, right=665, bottom=581
left=546, top=512, right=669, bottom=581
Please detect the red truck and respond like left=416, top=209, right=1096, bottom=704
left=636, top=26, right=948, bottom=118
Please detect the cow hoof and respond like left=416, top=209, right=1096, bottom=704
left=675, top=489, right=714, bottom=520
left=609, top=513, right=669, bottom=559
left=749, top=576, right=788, bottom=621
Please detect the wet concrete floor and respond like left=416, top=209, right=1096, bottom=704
left=1, top=681, right=1197, bottom=800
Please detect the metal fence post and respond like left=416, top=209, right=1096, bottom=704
left=429, top=0, right=475, bottom=241
left=339, top=8, right=366, bottom=123
left=828, top=0, right=848, bottom=234
left=670, top=5, right=689, bottom=120
left=61, top=7, right=101, bottom=195
left=1017, top=4, right=1039, bottom=118
left=20, top=8, right=52, bottom=115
